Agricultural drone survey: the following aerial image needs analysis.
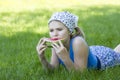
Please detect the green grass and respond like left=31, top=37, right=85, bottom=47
left=0, top=0, right=120, bottom=80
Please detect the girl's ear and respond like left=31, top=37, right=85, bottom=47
left=70, top=29, right=76, bottom=38
left=70, top=27, right=85, bottom=39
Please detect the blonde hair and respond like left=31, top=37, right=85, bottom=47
left=70, top=27, right=85, bottom=39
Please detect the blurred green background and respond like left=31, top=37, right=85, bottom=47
left=0, top=0, right=120, bottom=80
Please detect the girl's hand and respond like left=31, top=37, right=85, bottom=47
left=36, top=37, right=48, bottom=57
left=51, top=40, right=69, bottom=61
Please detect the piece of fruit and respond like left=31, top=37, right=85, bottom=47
left=46, top=38, right=63, bottom=48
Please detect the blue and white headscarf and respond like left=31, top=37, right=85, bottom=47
left=48, top=11, right=78, bottom=33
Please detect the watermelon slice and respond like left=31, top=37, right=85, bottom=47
left=46, top=38, right=63, bottom=48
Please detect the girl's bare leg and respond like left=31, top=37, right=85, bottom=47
left=114, top=44, right=120, bottom=53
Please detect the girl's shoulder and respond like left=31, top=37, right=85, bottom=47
left=71, top=36, right=88, bottom=47
left=72, top=36, right=86, bottom=44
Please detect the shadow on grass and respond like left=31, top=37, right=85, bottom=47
left=0, top=5, right=120, bottom=80
left=0, top=31, right=50, bottom=79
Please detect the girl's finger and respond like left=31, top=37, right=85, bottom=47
left=51, top=44, right=58, bottom=50
left=39, top=38, right=47, bottom=46
left=44, top=38, right=51, bottom=42
left=52, top=42, right=59, bottom=48
left=37, top=45, right=46, bottom=51
left=38, top=39, right=42, bottom=45
left=38, top=37, right=47, bottom=45
left=38, top=47, right=47, bottom=55
left=41, top=37, right=52, bottom=45
left=39, top=37, right=45, bottom=43
left=40, top=45, right=47, bottom=50
left=58, top=40, right=63, bottom=47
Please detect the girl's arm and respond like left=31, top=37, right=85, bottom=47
left=38, top=52, right=54, bottom=70
left=39, top=48, right=59, bottom=71
left=72, top=36, right=88, bottom=70
left=60, top=36, right=88, bottom=71
left=50, top=48, right=59, bottom=68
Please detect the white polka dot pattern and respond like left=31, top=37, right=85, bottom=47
left=48, top=11, right=78, bottom=33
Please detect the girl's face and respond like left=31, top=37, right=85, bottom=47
left=49, top=21, right=70, bottom=41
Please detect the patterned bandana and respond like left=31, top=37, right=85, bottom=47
left=48, top=11, right=78, bottom=33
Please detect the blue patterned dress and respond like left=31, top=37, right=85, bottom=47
left=90, top=45, right=120, bottom=70
left=59, top=37, right=120, bottom=70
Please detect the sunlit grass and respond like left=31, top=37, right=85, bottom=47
left=0, top=10, right=50, bottom=37
left=0, top=0, right=120, bottom=12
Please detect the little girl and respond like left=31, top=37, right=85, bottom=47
left=36, top=11, right=120, bottom=71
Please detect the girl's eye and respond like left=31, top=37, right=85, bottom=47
left=57, top=28, right=62, bottom=31
left=50, top=29, right=53, bottom=32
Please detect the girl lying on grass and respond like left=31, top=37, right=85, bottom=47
left=36, top=11, right=120, bottom=71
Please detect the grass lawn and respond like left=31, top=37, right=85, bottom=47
left=0, top=0, right=120, bottom=80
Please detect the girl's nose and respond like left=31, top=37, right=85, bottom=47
left=53, top=31, right=58, bottom=36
